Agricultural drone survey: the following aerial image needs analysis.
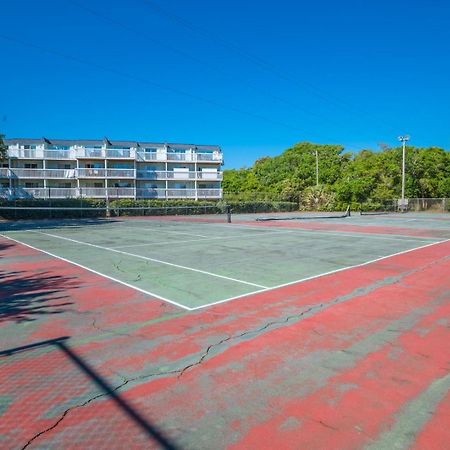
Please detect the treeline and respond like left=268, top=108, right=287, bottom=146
left=223, top=142, right=450, bottom=208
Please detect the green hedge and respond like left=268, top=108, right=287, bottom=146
left=0, top=198, right=298, bottom=220
left=227, top=201, right=298, bottom=214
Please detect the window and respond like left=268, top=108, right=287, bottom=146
left=23, top=145, right=37, bottom=150
left=24, top=163, right=38, bottom=169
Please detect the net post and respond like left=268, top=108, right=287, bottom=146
left=105, top=192, right=110, bottom=218
left=226, top=205, right=232, bottom=223
left=49, top=189, right=52, bottom=219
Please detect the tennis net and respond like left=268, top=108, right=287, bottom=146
left=255, top=205, right=350, bottom=222
left=0, top=204, right=232, bottom=224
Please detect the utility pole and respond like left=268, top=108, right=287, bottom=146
left=315, top=149, right=319, bottom=186
left=398, top=135, right=410, bottom=211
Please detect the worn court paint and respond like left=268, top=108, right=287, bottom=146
left=1, top=214, right=450, bottom=450
left=239, top=218, right=450, bottom=239
left=1, top=222, right=444, bottom=308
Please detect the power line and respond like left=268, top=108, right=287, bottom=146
left=67, top=0, right=354, bottom=131
left=140, top=0, right=400, bottom=134
left=0, top=33, right=306, bottom=134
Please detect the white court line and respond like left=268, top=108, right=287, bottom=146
left=29, top=230, right=267, bottom=289
left=111, top=230, right=294, bottom=249
left=0, top=233, right=193, bottom=311
left=2, top=233, right=448, bottom=312
left=188, top=238, right=450, bottom=310
left=206, top=222, right=441, bottom=242
left=116, top=223, right=210, bottom=238
left=92, top=221, right=441, bottom=244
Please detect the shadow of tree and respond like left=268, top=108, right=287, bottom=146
left=0, top=269, right=78, bottom=323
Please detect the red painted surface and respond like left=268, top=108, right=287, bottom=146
left=1, top=235, right=449, bottom=449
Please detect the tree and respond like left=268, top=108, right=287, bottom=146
left=222, top=141, right=450, bottom=205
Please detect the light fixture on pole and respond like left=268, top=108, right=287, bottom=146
left=398, top=135, right=410, bottom=211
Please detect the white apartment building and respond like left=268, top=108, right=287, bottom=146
left=0, top=137, right=223, bottom=200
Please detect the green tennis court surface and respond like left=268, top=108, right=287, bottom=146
left=1, top=216, right=445, bottom=309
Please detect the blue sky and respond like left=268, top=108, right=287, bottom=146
left=1, top=0, right=449, bottom=168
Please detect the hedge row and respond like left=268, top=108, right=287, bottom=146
left=0, top=198, right=299, bottom=220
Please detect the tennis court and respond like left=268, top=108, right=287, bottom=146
left=1, top=208, right=450, bottom=449
left=1, top=210, right=446, bottom=309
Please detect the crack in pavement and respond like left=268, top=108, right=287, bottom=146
left=20, top=252, right=450, bottom=447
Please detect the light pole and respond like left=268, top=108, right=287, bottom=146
left=398, top=135, right=410, bottom=211
left=315, top=149, right=319, bottom=187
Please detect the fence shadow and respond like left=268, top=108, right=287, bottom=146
left=0, top=337, right=180, bottom=450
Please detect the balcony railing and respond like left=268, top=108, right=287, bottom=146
left=77, top=168, right=107, bottom=177
left=105, top=149, right=134, bottom=158
left=8, top=147, right=223, bottom=162
left=0, top=187, right=222, bottom=200
left=43, top=150, right=75, bottom=159
left=136, top=170, right=222, bottom=180
left=136, top=152, right=158, bottom=161
left=7, top=168, right=78, bottom=179
left=0, top=168, right=11, bottom=178
left=106, top=168, right=135, bottom=178
left=3, top=168, right=223, bottom=182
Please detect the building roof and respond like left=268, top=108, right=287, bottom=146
left=4, top=138, right=221, bottom=152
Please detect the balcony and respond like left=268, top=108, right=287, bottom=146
left=80, top=187, right=135, bottom=198
left=76, top=148, right=104, bottom=158
left=0, top=168, right=11, bottom=178
left=7, top=149, right=44, bottom=159
left=1, top=187, right=222, bottom=200
left=8, top=147, right=223, bottom=163
left=136, top=152, right=158, bottom=161
left=77, top=168, right=106, bottom=178
left=44, top=150, right=75, bottom=160
left=105, top=149, right=134, bottom=159
left=8, top=168, right=78, bottom=179
left=106, top=168, right=135, bottom=178
left=136, top=170, right=222, bottom=180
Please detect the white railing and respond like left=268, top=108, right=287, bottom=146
left=105, top=149, right=134, bottom=158
left=166, top=189, right=197, bottom=198
left=197, top=171, right=223, bottom=180
left=0, top=168, right=11, bottom=177
left=77, top=168, right=107, bottom=177
left=167, top=153, right=191, bottom=161
left=197, top=189, right=222, bottom=198
left=7, top=149, right=44, bottom=159
left=136, top=170, right=222, bottom=180
left=135, top=188, right=167, bottom=199
left=136, top=152, right=158, bottom=161
left=0, top=187, right=223, bottom=199
left=44, top=150, right=74, bottom=159
left=8, top=148, right=223, bottom=162
left=76, top=148, right=105, bottom=158
left=105, top=187, right=136, bottom=198
left=106, top=169, right=135, bottom=178
left=5, top=168, right=223, bottom=180
left=8, top=168, right=78, bottom=179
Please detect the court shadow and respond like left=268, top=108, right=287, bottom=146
left=0, top=337, right=180, bottom=450
left=0, top=270, right=77, bottom=323
left=0, top=217, right=122, bottom=232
